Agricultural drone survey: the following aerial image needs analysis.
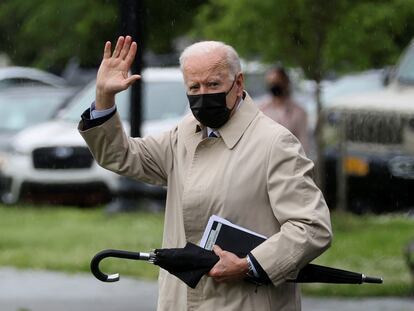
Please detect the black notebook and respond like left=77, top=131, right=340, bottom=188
left=199, top=215, right=267, bottom=257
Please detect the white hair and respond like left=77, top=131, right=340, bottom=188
left=179, top=41, right=241, bottom=80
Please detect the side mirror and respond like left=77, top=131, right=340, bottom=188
left=382, top=66, right=395, bottom=86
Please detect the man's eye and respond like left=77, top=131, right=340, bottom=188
left=208, top=82, right=219, bottom=87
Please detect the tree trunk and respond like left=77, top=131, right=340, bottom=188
left=314, top=80, right=325, bottom=193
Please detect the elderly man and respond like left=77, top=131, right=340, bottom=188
left=79, top=36, right=332, bottom=311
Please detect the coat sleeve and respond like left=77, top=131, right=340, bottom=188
left=250, top=131, right=332, bottom=286
left=78, top=111, right=174, bottom=186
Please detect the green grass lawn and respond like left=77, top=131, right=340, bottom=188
left=0, top=204, right=412, bottom=296
left=0, top=204, right=164, bottom=280
left=302, top=212, right=413, bottom=297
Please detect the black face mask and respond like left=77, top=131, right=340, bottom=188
left=187, top=77, right=237, bottom=129
left=269, top=83, right=285, bottom=97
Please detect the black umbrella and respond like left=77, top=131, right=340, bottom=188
left=288, top=263, right=383, bottom=284
left=91, top=242, right=382, bottom=288
left=91, top=242, right=218, bottom=288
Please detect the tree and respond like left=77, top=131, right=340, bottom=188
left=325, top=0, right=414, bottom=72
left=0, top=0, right=118, bottom=72
left=145, top=0, right=206, bottom=54
left=0, top=0, right=206, bottom=72
left=193, top=0, right=414, bottom=78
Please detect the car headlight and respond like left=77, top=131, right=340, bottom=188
left=0, top=152, right=9, bottom=171
left=8, top=144, right=31, bottom=156
left=388, top=156, right=414, bottom=179
left=322, top=111, right=341, bottom=148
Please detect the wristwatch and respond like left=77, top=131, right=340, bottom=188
left=246, top=256, right=255, bottom=278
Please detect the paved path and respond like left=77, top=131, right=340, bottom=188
left=0, top=268, right=412, bottom=311
left=0, top=268, right=157, bottom=311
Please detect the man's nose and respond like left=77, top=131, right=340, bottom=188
left=199, top=85, right=209, bottom=94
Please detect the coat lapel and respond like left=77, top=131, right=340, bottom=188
left=218, top=93, right=259, bottom=149
left=182, top=115, right=204, bottom=156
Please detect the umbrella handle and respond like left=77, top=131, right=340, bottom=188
left=362, top=274, right=383, bottom=284
left=90, top=249, right=154, bottom=282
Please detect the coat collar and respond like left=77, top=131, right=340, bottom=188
left=217, top=92, right=258, bottom=149
left=183, top=92, right=259, bottom=151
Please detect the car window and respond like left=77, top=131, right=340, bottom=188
left=142, top=81, right=187, bottom=121
left=60, top=83, right=130, bottom=122
left=322, top=72, right=383, bottom=105
left=61, top=79, right=188, bottom=122
left=0, top=93, right=67, bottom=132
left=396, top=45, right=414, bottom=84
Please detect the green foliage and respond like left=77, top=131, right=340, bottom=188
left=325, top=0, right=414, bottom=72
left=193, top=0, right=414, bottom=79
left=0, top=0, right=118, bottom=71
left=1, top=0, right=413, bottom=75
left=193, top=0, right=348, bottom=80
left=0, top=0, right=205, bottom=71
left=145, top=0, right=206, bottom=54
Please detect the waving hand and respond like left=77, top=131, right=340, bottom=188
left=95, top=36, right=141, bottom=110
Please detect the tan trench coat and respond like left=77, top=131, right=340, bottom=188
left=79, top=93, right=332, bottom=311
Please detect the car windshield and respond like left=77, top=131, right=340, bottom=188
left=322, top=71, right=383, bottom=105
left=396, top=44, right=414, bottom=84
left=61, top=79, right=188, bottom=122
left=0, top=91, right=68, bottom=132
left=143, top=81, right=187, bottom=121
left=0, top=78, right=54, bottom=89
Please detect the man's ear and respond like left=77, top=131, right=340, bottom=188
left=236, top=73, right=244, bottom=96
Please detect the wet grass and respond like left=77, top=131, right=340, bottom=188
left=0, top=204, right=164, bottom=280
left=0, top=204, right=412, bottom=296
left=302, top=211, right=413, bottom=297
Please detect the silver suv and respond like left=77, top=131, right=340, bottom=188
left=0, top=67, right=188, bottom=205
left=322, top=39, right=414, bottom=213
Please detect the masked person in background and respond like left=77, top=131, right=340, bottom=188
left=79, top=36, right=331, bottom=311
left=259, top=66, right=309, bottom=154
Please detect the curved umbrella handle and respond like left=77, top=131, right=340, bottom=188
left=90, top=249, right=153, bottom=282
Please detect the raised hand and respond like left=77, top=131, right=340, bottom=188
left=95, top=36, right=141, bottom=110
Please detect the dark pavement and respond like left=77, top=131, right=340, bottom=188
left=1, top=267, right=412, bottom=311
